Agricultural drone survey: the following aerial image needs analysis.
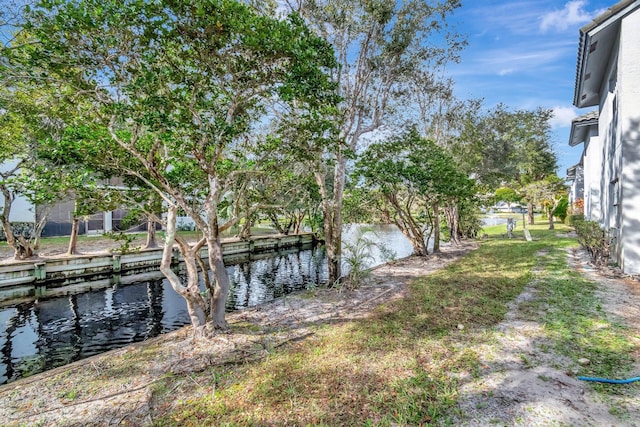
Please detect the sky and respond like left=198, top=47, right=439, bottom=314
left=447, top=0, right=613, bottom=177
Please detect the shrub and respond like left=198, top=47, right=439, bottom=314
left=555, top=196, right=569, bottom=222
left=571, top=198, right=584, bottom=215
left=574, top=220, right=610, bottom=265
left=565, top=214, right=585, bottom=226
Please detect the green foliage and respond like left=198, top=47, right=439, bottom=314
left=458, top=201, right=484, bottom=239
left=355, top=126, right=476, bottom=254
left=342, top=186, right=380, bottom=224
left=453, top=104, right=557, bottom=189
left=494, top=186, right=520, bottom=205
left=574, top=220, right=610, bottom=265
left=104, top=231, right=139, bottom=255
left=565, top=214, right=585, bottom=226
left=8, top=0, right=339, bottom=325
left=16, top=0, right=337, bottom=223
left=554, top=196, right=569, bottom=222
left=341, top=228, right=378, bottom=290
left=519, top=175, right=567, bottom=228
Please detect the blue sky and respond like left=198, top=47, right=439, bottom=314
left=448, top=0, right=612, bottom=177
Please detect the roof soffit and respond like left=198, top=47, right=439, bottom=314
left=573, top=0, right=640, bottom=108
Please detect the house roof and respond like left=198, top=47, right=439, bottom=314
left=573, top=0, right=640, bottom=108
left=568, top=110, right=599, bottom=146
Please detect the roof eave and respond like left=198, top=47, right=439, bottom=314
left=568, top=118, right=598, bottom=146
left=573, top=0, right=640, bottom=108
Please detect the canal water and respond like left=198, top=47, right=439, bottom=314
left=0, top=224, right=414, bottom=385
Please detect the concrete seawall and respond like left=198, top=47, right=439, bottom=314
left=0, top=233, right=316, bottom=304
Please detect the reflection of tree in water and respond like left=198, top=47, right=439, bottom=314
left=33, top=293, right=87, bottom=374
left=239, top=263, right=252, bottom=308
left=0, top=245, right=331, bottom=384
left=225, top=248, right=330, bottom=311
left=306, top=246, right=328, bottom=286
left=145, top=279, right=164, bottom=338
left=254, top=257, right=280, bottom=301
left=0, top=306, right=24, bottom=384
left=227, top=263, right=252, bottom=311
left=69, top=294, right=82, bottom=361
left=1, top=303, right=47, bottom=384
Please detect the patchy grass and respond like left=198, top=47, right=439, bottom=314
left=151, top=222, right=595, bottom=425
left=522, top=246, right=638, bottom=394
left=8, top=217, right=635, bottom=425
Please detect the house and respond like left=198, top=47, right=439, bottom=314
left=565, top=161, right=584, bottom=205
left=567, top=111, right=596, bottom=206
left=0, top=169, right=135, bottom=238
left=570, top=0, right=640, bottom=274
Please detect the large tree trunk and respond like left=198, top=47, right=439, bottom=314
left=548, top=208, right=555, bottom=230
left=432, top=202, right=440, bottom=253
left=315, top=156, right=345, bottom=286
left=444, top=204, right=461, bottom=245
left=206, top=235, right=230, bottom=330
left=144, top=216, right=157, bottom=249
left=527, top=201, right=534, bottom=225
left=67, top=217, right=80, bottom=255
left=160, top=206, right=207, bottom=330
left=0, top=187, right=18, bottom=255
left=1, top=186, right=34, bottom=260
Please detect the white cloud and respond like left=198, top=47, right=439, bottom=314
left=458, top=40, right=575, bottom=77
left=550, top=105, right=578, bottom=129
left=470, top=1, right=550, bottom=36
left=539, top=1, right=599, bottom=32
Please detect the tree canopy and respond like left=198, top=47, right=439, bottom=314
left=356, top=127, right=475, bottom=255
left=7, top=0, right=337, bottom=330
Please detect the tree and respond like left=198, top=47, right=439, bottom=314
left=452, top=104, right=557, bottom=191
left=17, top=0, right=336, bottom=331
left=355, top=128, right=475, bottom=256
left=0, top=61, right=76, bottom=259
left=494, top=187, right=521, bottom=212
left=283, top=0, right=463, bottom=283
left=523, top=176, right=567, bottom=230
left=0, top=93, right=32, bottom=259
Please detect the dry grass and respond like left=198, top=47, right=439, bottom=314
left=3, top=221, right=638, bottom=426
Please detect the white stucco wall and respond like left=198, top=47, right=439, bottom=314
left=618, top=10, right=640, bottom=274
left=582, top=130, right=602, bottom=222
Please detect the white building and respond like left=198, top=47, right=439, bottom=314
left=570, top=0, right=640, bottom=274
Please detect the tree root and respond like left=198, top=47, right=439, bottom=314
left=11, top=378, right=161, bottom=421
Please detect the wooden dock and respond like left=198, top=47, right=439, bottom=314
left=0, top=233, right=316, bottom=304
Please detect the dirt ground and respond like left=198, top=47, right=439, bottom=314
left=0, top=235, right=154, bottom=264
left=451, top=248, right=640, bottom=426
left=1, top=241, right=639, bottom=426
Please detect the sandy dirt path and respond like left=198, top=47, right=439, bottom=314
left=1, top=242, right=639, bottom=426
left=451, top=248, right=640, bottom=426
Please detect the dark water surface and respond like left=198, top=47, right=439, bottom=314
left=0, top=225, right=413, bottom=385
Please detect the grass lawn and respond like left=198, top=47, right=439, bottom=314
left=0, top=226, right=278, bottom=258
left=146, top=220, right=638, bottom=425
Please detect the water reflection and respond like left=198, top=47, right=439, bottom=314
left=0, top=225, right=414, bottom=385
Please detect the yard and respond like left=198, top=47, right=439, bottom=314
left=1, top=221, right=639, bottom=426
